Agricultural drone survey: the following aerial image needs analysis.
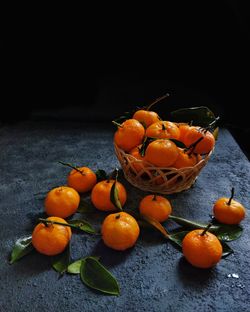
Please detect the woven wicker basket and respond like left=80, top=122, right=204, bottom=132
left=114, top=143, right=213, bottom=194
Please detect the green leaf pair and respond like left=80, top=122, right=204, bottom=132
left=67, top=257, right=120, bottom=296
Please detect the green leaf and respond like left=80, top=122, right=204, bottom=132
left=141, top=215, right=169, bottom=239
left=221, top=242, right=234, bottom=258
left=80, top=257, right=120, bottom=296
left=113, top=111, right=133, bottom=124
left=171, top=106, right=217, bottom=128
left=77, top=199, right=95, bottom=214
left=169, top=215, right=210, bottom=230
left=139, top=137, right=156, bottom=157
left=68, top=219, right=96, bottom=234
left=67, top=256, right=100, bottom=274
left=168, top=139, right=187, bottom=148
left=213, top=224, right=243, bottom=242
left=95, top=169, right=108, bottom=182
left=110, top=181, right=123, bottom=211
left=169, top=215, right=243, bottom=242
left=168, top=231, right=189, bottom=248
left=213, top=127, right=219, bottom=140
left=67, top=259, right=83, bottom=274
left=52, top=244, right=71, bottom=274
left=10, top=235, right=34, bottom=264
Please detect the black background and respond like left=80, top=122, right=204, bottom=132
left=4, top=1, right=250, bottom=158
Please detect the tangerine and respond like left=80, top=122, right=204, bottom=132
left=139, top=194, right=172, bottom=222
left=213, top=188, right=246, bottom=224
left=172, top=148, right=200, bottom=169
left=182, top=228, right=222, bottom=269
left=183, top=126, right=215, bottom=154
left=32, top=216, right=72, bottom=256
left=101, top=212, right=140, bottom=250
left=129, top=145, right=148, bottom=173
left=114, top=119, right=145, bottom=152
left=145, top=139, right=179, bottom=167
left=178, top=124, right=191, bottom=142
left=91, top=179, right=127, bottom=211
left=45, top=186, right=80, bottom=218
left=67, top=166, right=97, bottom=193
left=145, top=121, right=180, bottom=140
left=133, top=110, right=160, bottom=128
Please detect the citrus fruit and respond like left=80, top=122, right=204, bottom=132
left=32, top=216, right=72, bottom=256
left=114, top=119, right=145, bottom=152
left=91, top=179, right=127, bottom=211
left=133, top=109, right=160, bottom=128
left=183, top=126, right=215, bottom=154
left=172, top=148, right=200, bottom=169
left=101, top=212, right=140, bottom=251
left=145, top=139, right=179, bottom=167
left=45, top=186, right=80, bottom=218
left=178, top=124, right=191, bottom=142
left=139, top=194, right=172, bottom=222
left=145, top=121, right=180, bottom=140
left=182, top=228, right=223, bottom=269
left=129, top=145, right=148, bottom=173
left=67, top=166, right=97, bottom=193
left=213, top=188, right=246, bottom=224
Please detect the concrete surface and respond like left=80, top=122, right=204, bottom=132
left=0, top=121, right=249, bottom=312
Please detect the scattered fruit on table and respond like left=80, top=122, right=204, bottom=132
left=10, top=100, right=248, bottom=297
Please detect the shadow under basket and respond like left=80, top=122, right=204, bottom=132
left=114, top=143, right=213, bottom=195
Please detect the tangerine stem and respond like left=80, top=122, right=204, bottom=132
left=200, top=223, right=213, bottom=236
left=112, top=120, right=123, bottom=128
left=38, top=218, right=78, bottom=230
left=186, top=137, right=204, bottom=154
left=227, top=187, right=235, bottom=206
left=152, top=194, right=157, bottom=201
left=110, top=168, right=119, bottom=181
left=58, top=161, right=84, bottom=176
left=146, top=93, right=170, bottom=111
left=203, top=116, right=220, bottom=133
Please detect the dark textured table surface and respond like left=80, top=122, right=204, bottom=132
left=0, top=121, right=249, bottom=312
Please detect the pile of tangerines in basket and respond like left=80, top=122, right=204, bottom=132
left=9, top=95, right=246, bottom=296
left=113, top=94, right=216, bottom=170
